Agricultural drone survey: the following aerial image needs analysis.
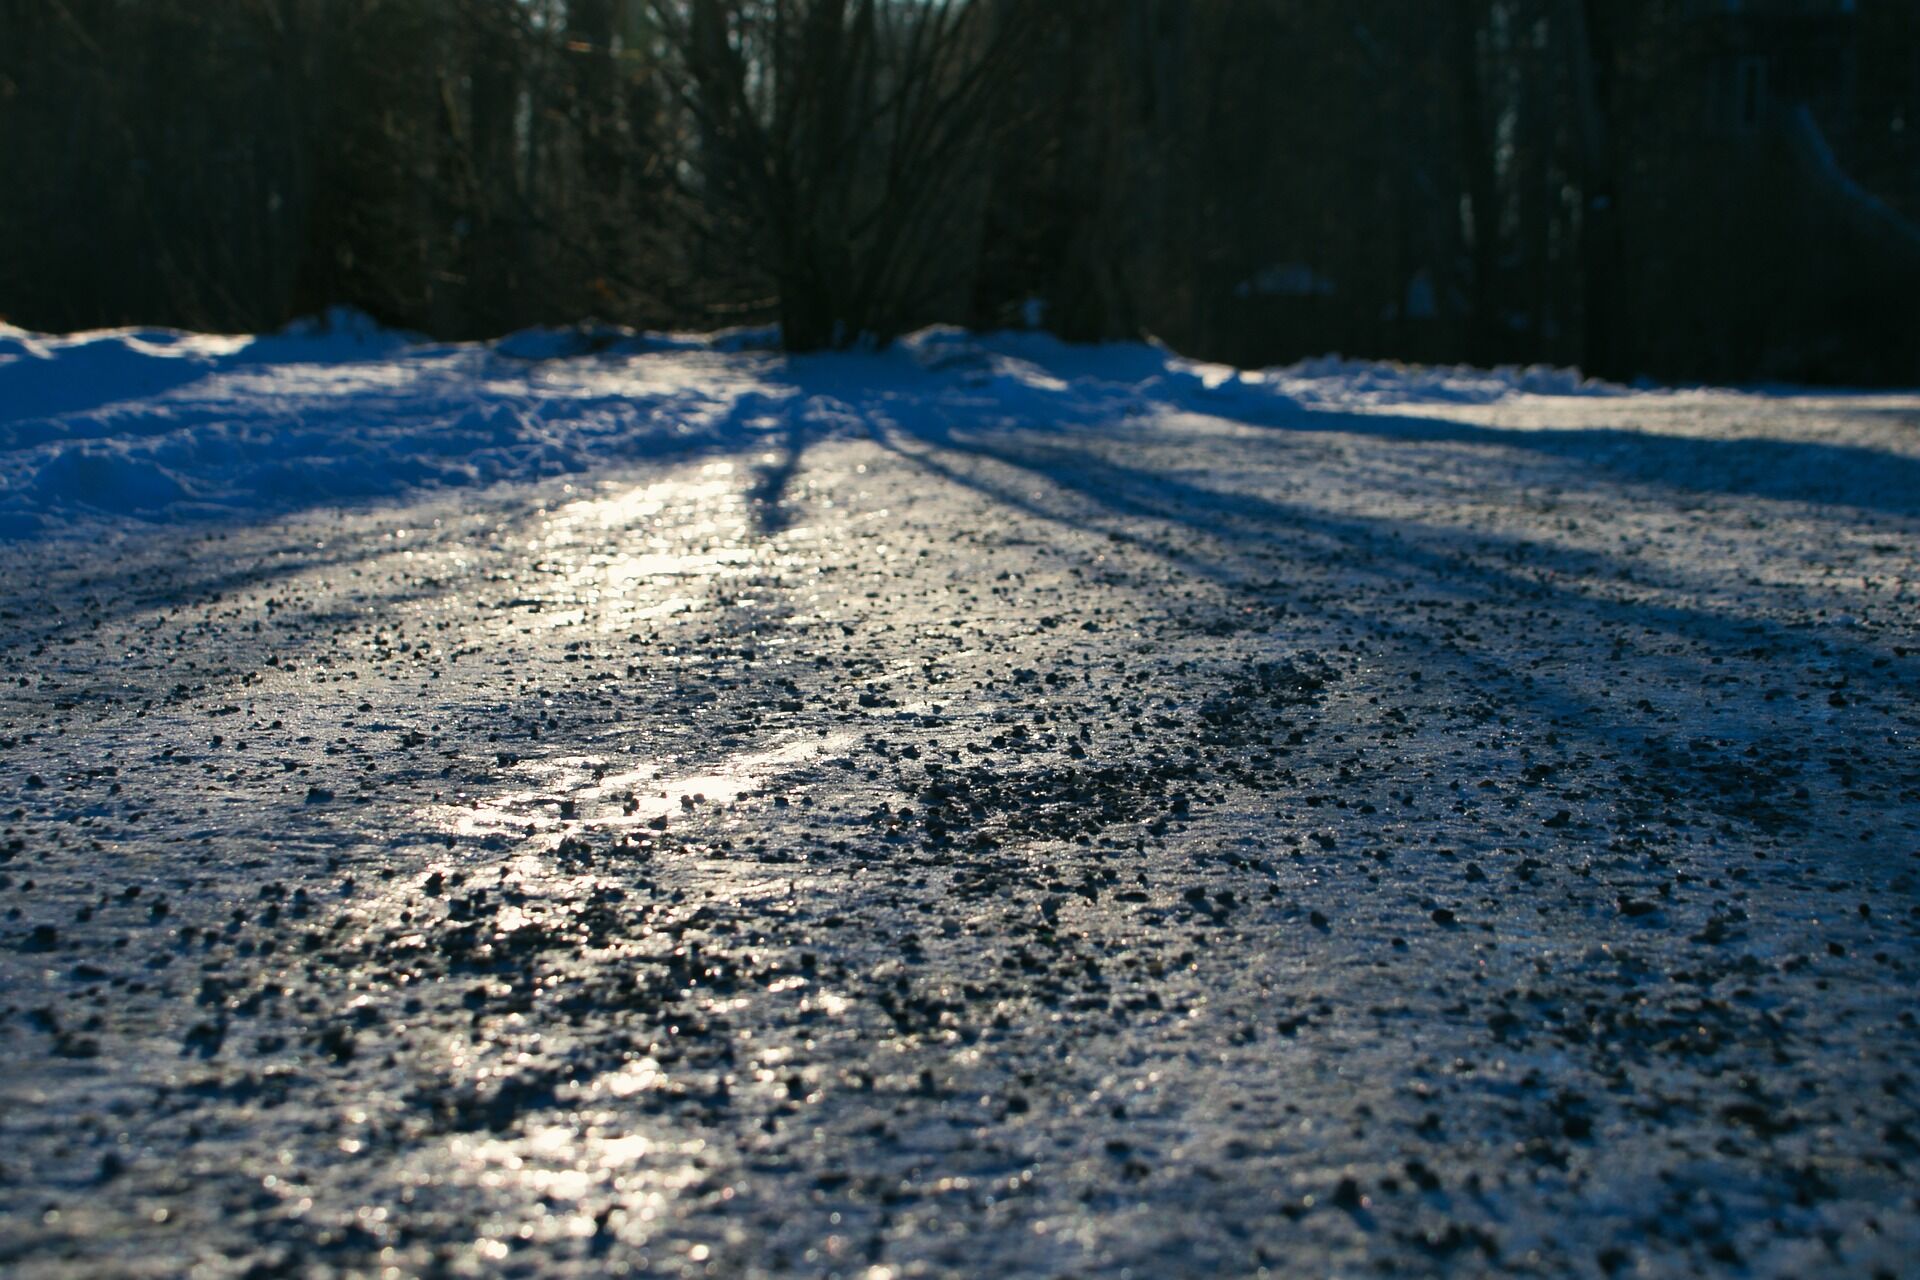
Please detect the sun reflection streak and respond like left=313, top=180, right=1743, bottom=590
left=440, top=1123, right=708, bottom=1239
left=409, top=454, right=865, bottom=844
left=509, top=464, right=765, bottom=634
left=433, top=733, right=853, bottom=844
left=594, top=1058, right=670, bottom=1099
left=377, top=458, right=851, bottom=1254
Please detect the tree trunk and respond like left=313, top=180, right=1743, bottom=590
left=1563, top=0, right=1623, bottom=378
left=1454, top=0, right=1499, bottom=365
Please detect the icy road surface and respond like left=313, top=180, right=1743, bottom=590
left=0, top=326, right=1917, bottom=1278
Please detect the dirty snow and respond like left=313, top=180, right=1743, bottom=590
left=0, top=316, right=1917, bottom=1278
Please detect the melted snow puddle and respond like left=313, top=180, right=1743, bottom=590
left=432, top=731, right=855, bottom=844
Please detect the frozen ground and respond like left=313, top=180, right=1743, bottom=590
left=0, top=317, right=1916, bottom=1278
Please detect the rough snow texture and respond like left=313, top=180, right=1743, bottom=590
left=2, top=312, right=1643, bottom=540
left=0, top=317, right=1917, bottom=1279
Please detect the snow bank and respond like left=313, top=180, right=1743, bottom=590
left=0, top=311, right=1625, bottom=537
left=1265, top=353, right=1618, bottom=407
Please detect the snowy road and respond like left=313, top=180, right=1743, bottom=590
left=1, top=330, right=1918, bottom=1277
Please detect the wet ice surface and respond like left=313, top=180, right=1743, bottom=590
left=1, top=376, right=1918, bottom=1279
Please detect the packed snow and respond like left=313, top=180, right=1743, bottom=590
left=1, top=312, right=1917, bottom=1279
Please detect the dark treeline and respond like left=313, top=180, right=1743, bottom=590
left=3, top=0, right=1917, bottom=382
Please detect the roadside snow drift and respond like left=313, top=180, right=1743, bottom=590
left=0, top=311, right=1636, bottom=538
left=6, top=309, right=1916, bottom=541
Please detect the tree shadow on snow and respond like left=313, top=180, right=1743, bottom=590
left=857, top=409, right=1912, bottom=855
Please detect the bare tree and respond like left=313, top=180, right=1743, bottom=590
left=646, top=0, right=1044, bottom=350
